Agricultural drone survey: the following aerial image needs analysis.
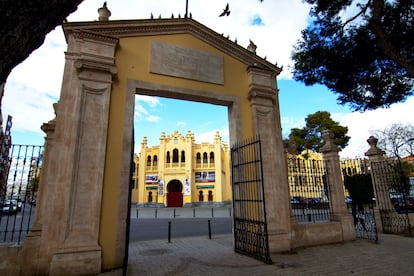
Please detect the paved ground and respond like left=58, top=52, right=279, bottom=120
left=103, top=232, right=414, bottom=276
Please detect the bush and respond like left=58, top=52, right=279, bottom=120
left=344, top=174, right=374, bottom=204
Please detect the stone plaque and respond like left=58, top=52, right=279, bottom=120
left=150, top=41, right=224, bottom=85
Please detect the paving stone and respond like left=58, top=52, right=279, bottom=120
left=105, top=233, right=414, bottom=276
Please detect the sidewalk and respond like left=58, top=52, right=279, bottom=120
left=105, top=233, right=414, bottom=275
left=132, top=206, right=233, bottom=219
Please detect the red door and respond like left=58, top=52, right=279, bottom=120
left=167, top=192, right=183, bottom=207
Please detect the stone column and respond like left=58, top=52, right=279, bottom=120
left=320, top=130, right=355, bottom=241
left=365, top=136, right=393, bottom=233
left=247, top=66, right=291, bottom=252
left=34, top=31, right=118, bottom=275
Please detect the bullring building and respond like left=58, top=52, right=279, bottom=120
left=132, top=130, right=232, bottom=207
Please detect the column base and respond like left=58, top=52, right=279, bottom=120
left=49, top=246, right=101, bottom=276
left=21, top=224, right=50, bottom=275
left=268, top=231, right=291, bottom=253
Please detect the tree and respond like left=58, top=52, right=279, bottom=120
left=370, top=123, right=414, bottom=158
left=0, top=0, right=84, bottom=86
left=286, top=111, right=350, bottom=155
left=292, top=0, right=414, bottom=111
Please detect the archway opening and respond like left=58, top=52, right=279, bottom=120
left=128, top=92, right=235, bottom=248
left=166, top=179, right=183, bottom=207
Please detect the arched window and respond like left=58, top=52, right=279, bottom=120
left=196, top=152, right=201, bottom=164
left=166, top=151, right=171, bottom=163
left=153, top=155, right=158, bottom=166
left=209, top=152, right=214, bottom=164
left=181, top=150, right=185, bottom=162
left=203, top=152, right=208, bottom=164
left=173, top=148, right=179, bottom=163
left=199, top=190, right=204, bottom=201
left=147, top=156, right=151, bottom=167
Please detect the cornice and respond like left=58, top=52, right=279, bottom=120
left=63, top=18, right=282, bottom=75
left=71, top=30, right=119, bottom=45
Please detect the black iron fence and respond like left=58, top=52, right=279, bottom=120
left=286, top=157, right=330, bottom=223
left=0, top=144, right=43, bottom=244
left=370, top=159, right=412, bottom=236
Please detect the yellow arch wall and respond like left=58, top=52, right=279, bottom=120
left=100, top=33, right=254, bottom=268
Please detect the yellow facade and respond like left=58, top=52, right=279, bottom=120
left=132, top=130, right=231, bottom=207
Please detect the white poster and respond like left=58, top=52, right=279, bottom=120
left=184, top=178, right=191, bottom=196
left=158, top=180, right=164, bottom=196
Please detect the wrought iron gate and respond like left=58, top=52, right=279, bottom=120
left=231, top=136, right=271, bottom=264
left=341, top=159, right=378, bottom=242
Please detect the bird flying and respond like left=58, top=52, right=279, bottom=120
left=219, top=3, right=230, bottom=17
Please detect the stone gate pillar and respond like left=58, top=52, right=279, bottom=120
left=247, top=66, right=291, bottom=252
left=23, top=31, right=119, bottom=275
left=320, top=130, right=355, bottom=241
left=365, top=136, right=393, bottom=233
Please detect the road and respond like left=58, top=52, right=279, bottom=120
left=0, top=204, right=36, bottom=243
left=129, top=217, right=233, bottom=241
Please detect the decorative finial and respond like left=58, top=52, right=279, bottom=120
left=98, top=2, right=111, bottom=21
left=247, top=39, right=257, bottom=53
left=320, top=129, right=340, bottom=153
left=365, top=136, right=385, bottom=157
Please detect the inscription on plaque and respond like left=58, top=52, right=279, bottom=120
left=150, top=41, right=224, bottom=85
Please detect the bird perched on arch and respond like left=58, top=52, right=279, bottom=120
left=219, top=3, right=230, bottom=17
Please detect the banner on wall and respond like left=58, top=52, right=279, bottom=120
left=158, top=180, right=164, bottom=196
left=145, top=174, right=158, bottom=184
left=195, top=171, right=215, bottom=183
left=184, top=178, right=191, bottom=195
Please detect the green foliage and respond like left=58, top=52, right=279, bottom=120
left=344, top=174, right=374, bottom=204
left=292, top=0, right=414, bottom=111
left=287, top=111, right=350, bottom=154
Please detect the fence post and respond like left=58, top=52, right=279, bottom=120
left=320, top=130, right=355, bottom=241
left=364, top=136, right=392, bottom=234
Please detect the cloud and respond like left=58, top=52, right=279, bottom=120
left=135, top=95, right=161, bottom=107
left=334, top=97, right=414, bottom=158
left=177, top=121, right=186, bottom=126
left=195, top=127, right=229, bottom=144
left=134, top=104, right=160, bottom=123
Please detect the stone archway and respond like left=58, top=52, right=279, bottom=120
left=166, top=179, right=183, bottom=207
left=21, top=17, right=295, bottom=275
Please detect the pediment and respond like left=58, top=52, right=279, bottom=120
left=63, top=18, right=281, bottom=75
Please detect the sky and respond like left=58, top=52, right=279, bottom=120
left=2, top=0, right=414, bottom=158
